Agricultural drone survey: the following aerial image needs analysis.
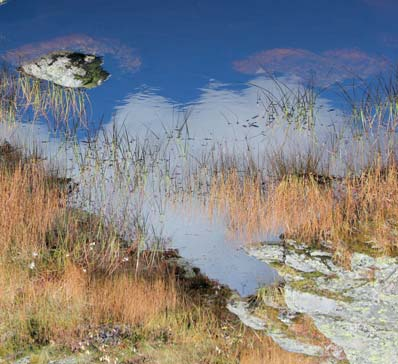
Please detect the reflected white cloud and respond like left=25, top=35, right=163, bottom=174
left=113, top=76, right=345, bottom=158
left=233, top=48, right=390, bottom=85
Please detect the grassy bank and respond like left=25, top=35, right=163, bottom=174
left=0, top=144, right=316, bottom=363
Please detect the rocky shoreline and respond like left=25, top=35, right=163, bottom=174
left=227, top=239, right=398, bottom=364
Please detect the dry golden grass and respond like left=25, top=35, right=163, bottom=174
left=0, top=157, right=178, bottom=353
left=0, top=263, right=177, bottom=349
left=145, top=306, right=319, bottom=364
left=89, top=274, right=177, bottom=326
left=240, top=336, right=319, bottom=364
left=0, top=162, right=64, bottom=258
left=208, top=159, right=398, bottom=258
left=0, top=262, right=86, bottom=348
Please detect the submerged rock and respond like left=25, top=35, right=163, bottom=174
left=19, top=51, right=110, bottom=88
left=234, top=241, right=398, bottom=364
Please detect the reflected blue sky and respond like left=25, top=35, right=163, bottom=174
left=1, top=0, right=398, bottom=122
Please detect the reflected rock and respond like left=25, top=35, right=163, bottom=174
left=19, top=51, right=110, bottom=88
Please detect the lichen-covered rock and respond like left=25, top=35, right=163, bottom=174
left=241, top=241, right=398, bottom=364
left=19, top=51, right=110, bottom=88
left=227, top=299, right=266, bottom=330
left=271, top=333, right=325, bottom=357
left=248, top=242, right=285, bottom=263
left=227, top=295, right=328, bottom=357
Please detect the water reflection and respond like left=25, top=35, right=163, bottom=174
left=0, top=72, right=356, bottom=296
left=158, top=202, right=279, bottom=296
left=114, top=76, right=343, bottom=153
left=3, top=34, right=141, bottom=74
left=1, top=0, right=397, bottom=296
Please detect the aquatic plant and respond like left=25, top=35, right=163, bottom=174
left=0, top=65, right=89, bottom=129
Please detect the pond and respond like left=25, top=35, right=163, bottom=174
left=0, top=0, right=397, bottom=296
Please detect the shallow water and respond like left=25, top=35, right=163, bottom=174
left=0, top=0, right=396, bottom=295
left=154, top=201, right=280, bottom=296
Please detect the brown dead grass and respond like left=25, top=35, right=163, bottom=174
left=0, top=162, right=64, bottom=258
left=89, top=274, right=177, bottom=326
left=289, top=315, right=331, bottom=348
left=208, top=160, right=398, bottom=259
left=0, top=157, right=178, bottom=352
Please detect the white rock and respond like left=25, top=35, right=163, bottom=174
left=270, top=333, right=325, bottom=357
left=20, top=51, right=109, bottom=89
left=245, top=242, right=398, bottom=363
left=226, top=300, right=266, bottom=330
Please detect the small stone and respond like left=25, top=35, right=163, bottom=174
left=278, top=308, right=299, bottom=325
left=285, top=253, right=318, bottom=273
left=350, top=253, right=376, bottom=270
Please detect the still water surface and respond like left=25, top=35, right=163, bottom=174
left=0, top=0, right=396, bottom=295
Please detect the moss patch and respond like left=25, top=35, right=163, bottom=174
left=71, top=54, right=110, bottom=89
